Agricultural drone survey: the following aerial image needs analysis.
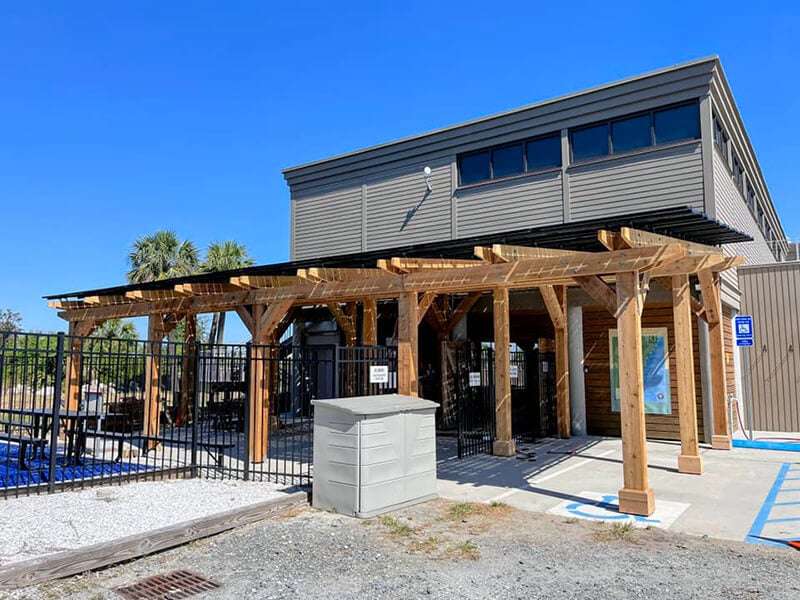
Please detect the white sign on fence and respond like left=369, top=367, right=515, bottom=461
left=509, top=365, right=519, bottom=380
left=369, top=365, right=389, bottom=384
left=468, top=372, right=481, bottom=387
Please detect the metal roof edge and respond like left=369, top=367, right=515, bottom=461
left=281, top=56, right=718, bottom=178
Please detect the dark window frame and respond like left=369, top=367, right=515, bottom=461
left=457, top=132, right=562, bottom=187
left=569, top=100, right=700, bottom=164
left=713, top=115, right=729, bottom=163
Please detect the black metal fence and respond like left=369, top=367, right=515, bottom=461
left=0, top=332, right=397, bottom=498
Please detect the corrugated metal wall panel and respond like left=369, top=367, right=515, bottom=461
left=455, top=171, right=563, bottom=237
left=568, top=143, right=704, bottom=220
left=712, top=151, right=776, bottom=308
left=292, top=183, right=363, bottom=259
left=740, top=264, right=800, bottom=432
left=365, top=160, right=452, bottom=251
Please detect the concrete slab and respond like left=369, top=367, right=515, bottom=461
left=436, top=435, right=800, bottom=544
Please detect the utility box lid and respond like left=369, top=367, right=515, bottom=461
left=312, top=394, right=438, bottom=416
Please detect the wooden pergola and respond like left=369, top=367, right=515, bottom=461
left=49, top=227, right=742, bottom=516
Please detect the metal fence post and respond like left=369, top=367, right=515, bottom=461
left=333, top=345, right=340, bottom=398
left=47, top=332, right=65, bottom=493
left=190, top=341, right=200, bottom=478
left=243, top=342, right=252, bottom=481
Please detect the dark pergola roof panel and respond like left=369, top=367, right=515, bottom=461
left=46, top=206, right=751, bottom=300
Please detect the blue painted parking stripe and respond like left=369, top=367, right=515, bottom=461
left=765, top=517, right=800, bottom=524
left=774, top=501, right=800, bottom=507
left=733, top=440, right=800, bottom=452
left=746, top=463, right=792, bottom=547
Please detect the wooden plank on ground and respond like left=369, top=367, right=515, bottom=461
left=0, top=491, right=309, bottom=590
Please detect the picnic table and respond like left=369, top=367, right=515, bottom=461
left=0, top=406, right=123, bottom=467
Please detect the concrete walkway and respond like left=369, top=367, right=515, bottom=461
left=436, top=435, right=800, bottom=545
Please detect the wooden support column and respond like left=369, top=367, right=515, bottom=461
left=178, top=314, right=197, bottom=425
left=143, top=315, right=166, bottom=443
left=249, top=305, right=267, bottom=463
left=397, top=291, right=419, bottom=397
left=65, top=320, right=98, bottom=410
left=672, top=275, right=702, bottom=474
left=616, top=271, right=655, bottom=516
left=492, top=286, right=515, bottom=457
left=698, top=269, right=731, bottom=450
left=542, top=285, right=570, bottom=438
left=363, top=298, right=378, bottom=346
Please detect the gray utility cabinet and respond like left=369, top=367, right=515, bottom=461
left=312, top=394, right=438, bottom=518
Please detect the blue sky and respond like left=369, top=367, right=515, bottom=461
left=1, top=1, right=798, bottom=341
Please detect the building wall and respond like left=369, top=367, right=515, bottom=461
left=287, top=60, right=718, bottom=260
left=582, top=303, right=706, bottom=442
left=739, top=264, right=800, bottom=432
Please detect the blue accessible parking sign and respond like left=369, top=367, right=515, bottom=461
left=734, top=315, right=754, bottom=347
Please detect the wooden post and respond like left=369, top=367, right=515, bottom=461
left=363, top=298, right=378, bottom=346
left=64, top=321, right=99, bottom=410
left=542, top=285, right=570, bottom=438
left=698, top=270, right=731, bottom=450
left=143, top=315, right=165, bottom=443
left=178, top=314, right=197, bottom=425
left=397, top=291, right=419, bottom=396
left=672, top=275, right=702, bottom=474
left=616, top=271, right=655, bottom=516
left=249, top=305, right=267, bottom=463
left=492, top=286, right=515, bottom=457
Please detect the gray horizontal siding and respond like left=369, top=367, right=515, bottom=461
left=455, top=171, right=563, bottom=237
left=568, top=143, right=704, bottom=221
left=292, top=184, right=362, bottom=259
left=712, top=151, right=775, bottom=308
left=365, top=160, right=452, bottom=251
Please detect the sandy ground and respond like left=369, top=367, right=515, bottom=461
left=0, top=479, right=290, bottom=565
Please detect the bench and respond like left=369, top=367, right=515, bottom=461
left=138, top=435, right=235, bottom=469
left=0, top=433, right=48, bottom=470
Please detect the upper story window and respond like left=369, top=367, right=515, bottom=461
left=714, top=115, right=729, bottom=162
left=570, top=102, right=700, bottom=163
left=458, top=133, right=561, bottom=186
left=732, top=154, right=745, bottom=192
left=746, top=183, right=757, bottom=212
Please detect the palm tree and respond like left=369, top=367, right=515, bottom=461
left=126, top=230, right=201, bottom=284
left=203, top=241, right=255, bottom=344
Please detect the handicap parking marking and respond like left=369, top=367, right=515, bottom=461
left=746, top=463, right=800, bottom=547
left=548, top=491, right=689, bottom=529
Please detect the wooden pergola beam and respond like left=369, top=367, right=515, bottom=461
left=302, top=267, right=390, bottom=282
left=574, top=275, right=617, bottom=317
left=488, top=244, right=589, bottom=262
left=417, top=292, right=437, bottom=325
left=56, top=244, right=699, bottom=324
left=673, top=274, right=702, bottom=475
left=48, top=300, right=91, bottom=310
left=386, top=257, right=485, bottom=273
left=327, top=302, right=357, bottom=346
left=83, top=295, right=135, bottom=306
left=541, top=285, right=570, bottom=438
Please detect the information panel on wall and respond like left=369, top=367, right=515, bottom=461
left=609, top=327, right=671, bottom=415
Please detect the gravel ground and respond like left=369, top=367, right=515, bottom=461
left=0, top=480, right=289, bottom=565
left=6, top=498, right=800, bottom=600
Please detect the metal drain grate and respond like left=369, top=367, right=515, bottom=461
left=115, top=570, right=220, bottom=599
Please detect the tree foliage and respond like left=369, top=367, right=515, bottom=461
left=126, top=230, right=201, bottom=284
left=203, top=241, right=254, bottom=344
left=0, top=308, right=22, bottom=333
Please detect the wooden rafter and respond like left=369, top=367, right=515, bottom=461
left=620, top=227, right=720, bottom=256
left=299, top=267, right=389, bottom=282
left=381, top=257, right=485, bottom=274
left=48, top=300, right=91, bottom=310
left=483, top=244, right=589, bottom=262
left=83, top=295, right=135, bottom=306
left=126, top=289, right=190, bottom=301
left=176, top=283, right=240, bottom=295
left=229, top=275, right=300, bottom=289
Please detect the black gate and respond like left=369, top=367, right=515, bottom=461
left=537, top=348, right=558, bottom=438
left=511, top=349, right=537, bottom=443
left=455, top=344, right=495, bottom=458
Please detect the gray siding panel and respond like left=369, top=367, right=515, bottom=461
left=365, top=160, right=452, bottom=251
left=293, top=184, right=363, bottom=260
left=712, top=151, right=775, bottom=308
left=568, top=143, right=704, bottom=221
left=455, top=171, right=563, bottom=237
left=740, top=264, right=800, bottom=432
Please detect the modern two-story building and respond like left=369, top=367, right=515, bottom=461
left=282, top=56, right=787, bottom=445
